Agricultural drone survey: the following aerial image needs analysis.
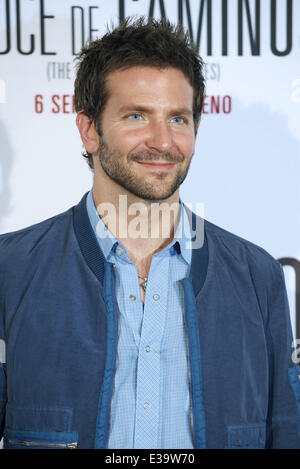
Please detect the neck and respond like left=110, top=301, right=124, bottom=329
left=92, top=168, right=181, bottom=261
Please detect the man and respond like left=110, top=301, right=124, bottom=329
left=0, top=17, right=299, bottom=450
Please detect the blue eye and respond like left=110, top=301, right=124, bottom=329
left=128, top=113, right=142, bottom=120
left=171, top=116, right=184, bottom=124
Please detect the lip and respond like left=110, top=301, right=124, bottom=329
left=135, top=161, right=176, bottom=170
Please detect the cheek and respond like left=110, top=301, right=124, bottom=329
left=106, top=127, right=145, bottom=153
left=174, top=132, right=195, bottom=156
left=119, top=133, right=149, bottom=155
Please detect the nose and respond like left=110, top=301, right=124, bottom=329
left=144, top=120, right=173, bottom=153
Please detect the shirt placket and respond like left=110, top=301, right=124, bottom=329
left=113, top=247, right=143, bottom=349
left=133, top=254, right=169, bottom=449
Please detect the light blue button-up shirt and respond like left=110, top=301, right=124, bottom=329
left=86, top=190, right=193, bottom=449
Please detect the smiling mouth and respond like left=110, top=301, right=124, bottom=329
left=135, top=161, right=176, bottom=170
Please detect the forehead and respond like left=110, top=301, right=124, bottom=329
left=104, top=66, right=194, bottom=110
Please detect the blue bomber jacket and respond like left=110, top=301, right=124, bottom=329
left=0, top=192, right=300, bottom=449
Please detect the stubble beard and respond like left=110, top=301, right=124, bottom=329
left=97, top=139, right=193, bottom=202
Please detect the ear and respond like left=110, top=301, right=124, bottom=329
left=76, top=111, right=100, bottom=154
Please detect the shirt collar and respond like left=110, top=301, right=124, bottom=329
left=172, top=197, right=192, bottom=265
left=86, top=190, right=192, bottom=265
left=86, top=190, right=118, bottom=261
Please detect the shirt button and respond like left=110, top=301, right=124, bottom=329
left=144, top=402, right=151, bottom=410
left=145, top=345, right=151, bottom=352
left=152, top=294, right=160, bottom=301
left=129, top=294, right=136, bottom=301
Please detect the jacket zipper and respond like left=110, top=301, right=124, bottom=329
left=6, top=439, right=77, bottom=449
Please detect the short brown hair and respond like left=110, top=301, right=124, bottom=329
left=74, top=16, right=205, bottom=169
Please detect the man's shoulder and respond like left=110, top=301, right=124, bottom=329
left=0, top=207, right=74, bottom=263
left=184, top=204, right=280, bottom=272
left=204, top=218, right=282, bottom=279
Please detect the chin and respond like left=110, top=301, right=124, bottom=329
left=133, top=188, right=178, bottom=202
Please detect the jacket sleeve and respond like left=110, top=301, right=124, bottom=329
left=266, top=263, right=300, bottom=448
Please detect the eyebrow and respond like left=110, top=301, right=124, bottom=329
left=118, top=105, right=193, bottom=118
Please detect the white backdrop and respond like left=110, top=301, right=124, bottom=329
left=0, top=0, right=299, bottom=337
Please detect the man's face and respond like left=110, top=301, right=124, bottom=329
left=97, top=66, right=196, bottom=201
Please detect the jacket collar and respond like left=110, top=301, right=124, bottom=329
left=73, top=192, right=208, bottom=297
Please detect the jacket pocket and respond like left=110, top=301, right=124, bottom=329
left=5, top=404, right=73, bottom=432
left=4, top=428, right=78, bottom=449
left=227, top=423, right=266, bottom=449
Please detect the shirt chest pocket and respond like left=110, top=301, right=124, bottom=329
left=3, top=404, right=78, bottom=449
